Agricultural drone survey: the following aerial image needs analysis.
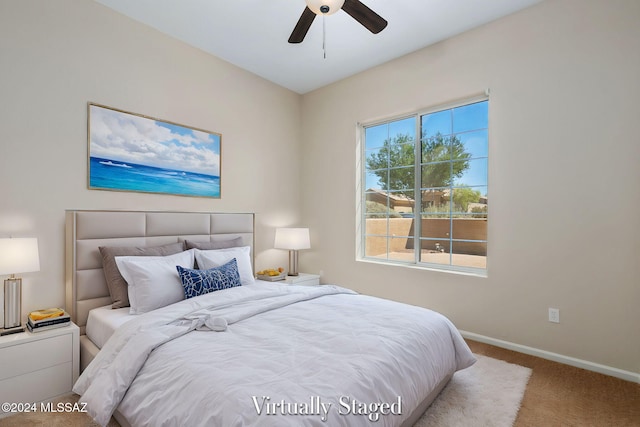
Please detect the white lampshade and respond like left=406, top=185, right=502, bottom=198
left=0, top=238, right=40, bottom=276
left=306, top=0, right=345, bottom=15
left=274, top=228, right=311, bottom=250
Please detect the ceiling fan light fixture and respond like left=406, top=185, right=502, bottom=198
left=289, top=0, right=386, bottom=44
left=305, top=0, right=345, bottom=15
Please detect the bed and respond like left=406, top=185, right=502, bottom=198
left=65, top=210, right=475, bottom=427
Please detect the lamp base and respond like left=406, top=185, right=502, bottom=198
left=4, top=277, right=22, bottom=329
left=287, top=250, right=299, bottom=276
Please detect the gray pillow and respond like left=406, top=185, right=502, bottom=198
left=99, top=242, right=186, bottom=309
left=184, top=237, right=243, bottom=250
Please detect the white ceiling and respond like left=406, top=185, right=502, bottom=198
left=95, top=0, right=542, bottom=94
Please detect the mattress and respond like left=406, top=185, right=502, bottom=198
left=85, top=305, right=135, bottom=349
left=85, top=281, right=270, bottom=350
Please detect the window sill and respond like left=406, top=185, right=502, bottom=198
left=356, top=257, right=488, bottom=278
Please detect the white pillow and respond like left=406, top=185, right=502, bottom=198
left=194, top=246, right=255, bottom=286
left=115, top=249, right=195, bottom=314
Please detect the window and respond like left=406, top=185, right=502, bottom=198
left=360, top=97, right=488, bottom=274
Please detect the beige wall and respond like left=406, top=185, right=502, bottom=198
left=0, top=0, right=303, bottom=317
left=1, top=0, right=638, bottom=378
left=301, top=0, right=640, bottom=375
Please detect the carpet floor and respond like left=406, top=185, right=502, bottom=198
left=467, top=340, right=640, bottom=427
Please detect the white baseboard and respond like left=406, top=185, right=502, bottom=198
left=460, top=330, right=640, bottom=384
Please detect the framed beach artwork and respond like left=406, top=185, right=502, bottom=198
left=88, top=103, right=221, bottom=198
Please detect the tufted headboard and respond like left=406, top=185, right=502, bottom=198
left=65, top=210, right=255, bottom=335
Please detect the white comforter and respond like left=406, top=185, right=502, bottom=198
left=74, top=283, right=475, bottom=427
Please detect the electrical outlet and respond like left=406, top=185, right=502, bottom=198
left=548, top=308, right=560, bottom=323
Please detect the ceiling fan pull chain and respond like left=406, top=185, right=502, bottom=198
left=322, top=14, right=327, bottom=59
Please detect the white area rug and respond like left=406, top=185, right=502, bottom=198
left=414, top=355, right=532, bottom=427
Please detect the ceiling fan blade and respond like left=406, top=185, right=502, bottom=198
left=342, top=0, right=388, bottom=34
left=288, top=7, right=316, bottom=43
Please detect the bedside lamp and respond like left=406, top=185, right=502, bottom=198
left=274, top=228, right=310, bottom=276
left=0, top=238, right=40, bottom=334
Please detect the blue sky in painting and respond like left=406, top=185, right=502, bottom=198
left=90, top=105, right=220, bottom=177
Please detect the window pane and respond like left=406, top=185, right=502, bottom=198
left=365, top=170, right=385, bottom=191
left=453, top=158, right=487, bottom=187
left=364, top=214, right=388, bottom=235
left=453, top=101, right=488, bottom=133
left=451, top=241, right=487, bottom=269
left=421, top=135, right=453, bottom=163
left=422, top=110, right=451, bottom=138
left=420, top=188, right=449, bottom=212
left=419, top=238, right=450, bottom=265
left=365, top=146, right=389, bottom=171
left=420, top=215, right=451, bottom=239
left=388, top=142, right=415, bottom=167
left=365, top=220, right=415, bottom=261
left=450, top=186, right=487, bottom=213
left=365, top=193, right=391, bottom=214
left=365, top=235, right=388, bottom=258
left=366, top=118, right=416, bottom=150
left=458, top=130, right=488, bottom=159
left=421, top=163, right=451, bottom=188
left=388, top=236, right=414, bottom=262
left=365, top=191, right=414, bottom=216
left=388, top=189, right=414, bottom=214
left=389, top=166, right=414, bottom=191
left=452, top=216, right=487, bottom=241
left=365, top=124, right=389, bottom=150
left=389, top=117, right=416, bottom=141
left=468, top=196, right=488, bottom=218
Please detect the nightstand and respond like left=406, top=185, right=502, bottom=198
left=282, top=273, right=320, bottom=286
left=0, top=322, right=79, bottom=416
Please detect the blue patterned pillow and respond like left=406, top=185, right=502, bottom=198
left=176, top=258, right=241, bottom=299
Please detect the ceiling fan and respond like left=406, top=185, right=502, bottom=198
left=288, top=0, right=388, bottom=44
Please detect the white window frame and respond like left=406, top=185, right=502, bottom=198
left=357, top=94, right=489, bottom=276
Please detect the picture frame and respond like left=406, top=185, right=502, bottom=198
left=88, top=103, right=221, bottom=198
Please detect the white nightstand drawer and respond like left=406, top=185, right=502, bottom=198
left=0, top=362, right=72, bottom=404
left=0, top=334, right=72, bottom=381
left=283, top=273, right=320, bottom=286
left=0, top=323, right=78, bottom=417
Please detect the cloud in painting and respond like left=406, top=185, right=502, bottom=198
left=90, top=105, right=220, bottom=176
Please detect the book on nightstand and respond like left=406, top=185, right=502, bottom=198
left=27, top=308, right=71, bottom=332
left=27, top=321, right=70, bottom=333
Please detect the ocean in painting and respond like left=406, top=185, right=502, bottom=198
left=90, top=157, right=220, bottom=198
